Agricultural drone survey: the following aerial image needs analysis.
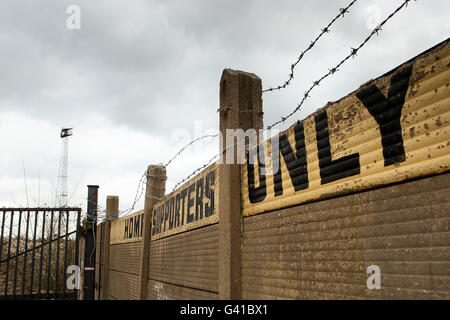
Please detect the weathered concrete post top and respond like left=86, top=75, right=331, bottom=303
left=106, top=196, right=119, bottom=220
left=218, top=69, right=263, bottom=300
left=145, top=165, right=167, bottom=203
left=219, top=69, right=264, bottom=150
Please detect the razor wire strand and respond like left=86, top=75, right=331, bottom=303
left=263, top=0, right=358, bottom=93
left=170, top=0, right=415, bottom=193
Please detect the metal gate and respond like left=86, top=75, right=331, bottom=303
left=0, top=208, right=81, bottom=300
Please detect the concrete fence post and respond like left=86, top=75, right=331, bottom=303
left=218, top=69, right=263, bottom=299
left=99, top=195, right=119, bottom=300
left=138, top=165, right=167, bottom=300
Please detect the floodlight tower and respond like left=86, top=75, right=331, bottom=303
left=58, top=128, right=73, bottom=207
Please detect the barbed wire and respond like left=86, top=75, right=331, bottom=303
left=76, top=170, right=168, bottom=221
left=170, top=0, right=415, bottom=193
left=171, top=153, right=219, bottom=192
left=101, top=0, right=415, bottom=218
left=63, top=0, right=416, bottom=258
left=263, top=0, right=358, bottom=93
left=117, top=170, right=148, bottom=217
left=157, top=107, right=259, bottom=171
left=268, top=0, right=414, bottom=129
left=165, top=133, right=219, bottom=167
left=120, top=0, right=356, bottom=198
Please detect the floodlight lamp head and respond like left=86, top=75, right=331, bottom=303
left=61, top=128, right=73, bottom=138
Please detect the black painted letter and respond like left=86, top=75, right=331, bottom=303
left=315, top=110, right=360, bottom=184
left=187, top=184, right=195, bottom=223
left=272, top=121, right=309, bottom=196
left=247, top=144, right=267, bottom=203
left=205, top=171, right=215, bottom=217
left=355, top=65, right=413, bottom=166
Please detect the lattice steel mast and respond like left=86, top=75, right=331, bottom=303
left=58, top=128, right=73, bottom=207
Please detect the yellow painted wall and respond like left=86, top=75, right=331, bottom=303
left=242, top=40, right=450, bottom=217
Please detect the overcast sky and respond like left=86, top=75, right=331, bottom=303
left=0, top=0, right=448, bottom=215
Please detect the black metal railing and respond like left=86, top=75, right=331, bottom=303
left=0, top=208, right=81, bottom=300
